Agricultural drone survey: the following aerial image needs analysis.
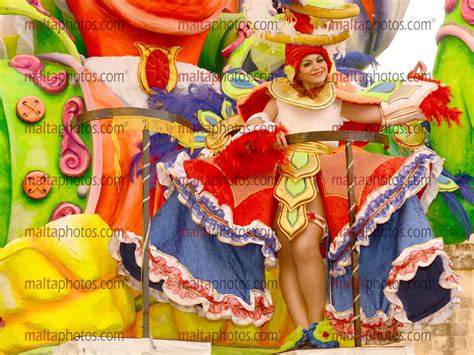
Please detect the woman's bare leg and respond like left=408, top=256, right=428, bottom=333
left=275, top=212, right=310, bottom=328
left=291, top=194, right=327, bottom=323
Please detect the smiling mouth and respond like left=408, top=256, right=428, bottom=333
left=311, top=71, right=324, bottom=77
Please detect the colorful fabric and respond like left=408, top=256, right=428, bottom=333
left=112, top=194, right=274, bottom=326
left=111, top=138, right=461, bottom=332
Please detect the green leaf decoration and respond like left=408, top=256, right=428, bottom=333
left=198, top=110, right=222, bottom=131
left=285, top=177, right=306, bottom=198
left=221, top=99, right=235, bottom=119
left=287, top=208, right=299, bottom=227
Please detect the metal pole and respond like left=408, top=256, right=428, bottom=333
left=345, top=141, right=362, bottom=347
left=141, top=127, right=151, bottom=338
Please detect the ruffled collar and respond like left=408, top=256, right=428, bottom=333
left=269, top=77, right=336, bottom=110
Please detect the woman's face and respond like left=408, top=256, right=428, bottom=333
left=297, top=54, right=329, bottom=88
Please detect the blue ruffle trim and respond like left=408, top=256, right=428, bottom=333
left=328, top=150, right=439, bottom=275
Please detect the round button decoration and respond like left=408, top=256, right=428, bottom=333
left=50, top=202, right=82, bottom=221
left=22, top=171, right=52, bottom=200
left=16, top=96, right=46, bottom=123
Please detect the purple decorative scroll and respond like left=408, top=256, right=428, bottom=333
left=50, top=202, right=82, bottom=221
left=60, top=97, right=91, bottom=177
left=9, top=55, right=68, bottom=94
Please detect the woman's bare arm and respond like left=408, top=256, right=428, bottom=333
left=243, top=98, right=286, bottom=149
left=246, top=98, right=278, bottom=125
left=341, top=101, right=383, bottom=124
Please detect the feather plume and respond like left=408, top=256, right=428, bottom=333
left=419, top=85, right=462, bottom=127
left=454, top=173, right=474, bottom=205
left=131, top=84, right=235, bottom=187
left=148, top=84, right=236, bottom=131
left=129, top=134, right=179, bottom=189
left=215, top=126, right=288, bottom=177
left=336, top=51, right=378, bottom=70
left=441, top=192, right=472, bottom=238
left=441, top=169, right=456, bottom=180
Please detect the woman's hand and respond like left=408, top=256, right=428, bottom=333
left=273, top=130, right=288, bottom=150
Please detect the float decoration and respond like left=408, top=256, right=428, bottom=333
left=136, top=43, right=182, bottom=95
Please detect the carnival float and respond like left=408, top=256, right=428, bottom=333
left=0, top=0, right=472, bottom=353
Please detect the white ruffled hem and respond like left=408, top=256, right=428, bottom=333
left=109, top=231, right=274, bottom=327
left=327, top=239, right=461, bottom=332
left=383, top=238, right=462, bottom=327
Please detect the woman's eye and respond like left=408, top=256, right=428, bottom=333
left=303, top=62, right=311, bottom=67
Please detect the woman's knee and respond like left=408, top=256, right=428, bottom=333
left=291, top=235, right=321, bottom=263
left=276, top=241, right=296, bottom=266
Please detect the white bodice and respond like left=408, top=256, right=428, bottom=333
left=275, top=99, right=347, bottom=150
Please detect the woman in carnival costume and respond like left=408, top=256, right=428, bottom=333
left=111, top=1, right=462, bottom=349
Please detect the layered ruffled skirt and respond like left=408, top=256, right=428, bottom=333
left=110, top=145, right=461, bottom=335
